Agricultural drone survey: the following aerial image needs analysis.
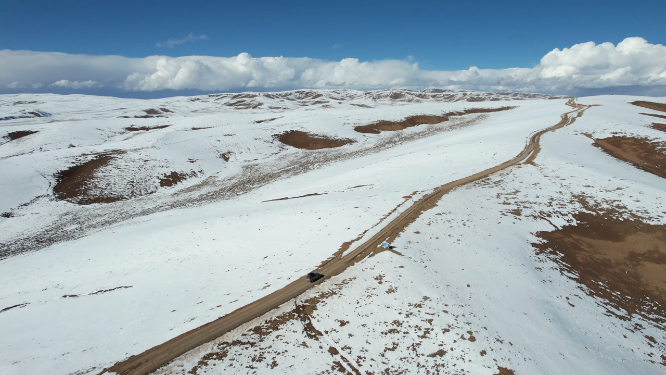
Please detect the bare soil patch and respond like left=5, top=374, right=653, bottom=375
left=254, top=117, right=280, bottom=124
left=274, top=130, right=355, bottom=150
left=641, top=113, right=666, bottom=121
left=225, top=100, right=263, bottom=109
left=652, top=123, right=666, bottom=133
left=53, top=154, right=122, bottom=205
left=133, top=109, right=170, bottom=119
left=533, top=212, right=666, bottom=324
left=219, top=151, right=232, bottom=162
left=90, top=286, right=132, bottom=295
left=631, top=101, right=666, bottom=113
left=0, top=303, right=29, bottom=313
left=262, top=192, right=327, bottom=202
left=54, top=156, right=193, bottom=204
left=591, top=136, right=666, bottom=179
left=354, top=107, right=514, bottom=134
left=124, top=125, right=170, bottom=132
left=4, top=130, right=38, bottom=141
left=159, top=172, right=188, bottom=187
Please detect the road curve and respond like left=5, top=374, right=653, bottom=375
left=104, top=99, right=588, bottom=375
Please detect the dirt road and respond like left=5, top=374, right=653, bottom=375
left=104, top=100, right=588, bottom=375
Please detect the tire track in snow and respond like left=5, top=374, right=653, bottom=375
left=103, top=99, right=589, bottom=375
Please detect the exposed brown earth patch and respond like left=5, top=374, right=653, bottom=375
left=225, top=100, right=263, bottom=109
left=466, top=96, right=489, bottom=102
left=54, top=156, right=195, bottom=204
left=124, top=125, right=170, bottom=132
left=159, top=172, right=188, bottom=187
left=641, top=113, right=666, bottom=121
left=53, top=154, right=123, bottom=205
left=0, top=111, right=49, bottom=120
left=181, top=285, right=346, bottom=375
left=0, top=303, right=29, bottom=313
left=631, top=101, right=666, bottom=113
left=274, top=130, right=355, bottom=150
left=427, top=349, right=447, bottom=357
left=262, top=192, right=327, bottom=202
left=254, top=117, right=280, bottom=124
left=533, top=212, right=666, bottom=325
left=652, top=123, right=666, bottom=132
left=90, top=286, right=132, bottom=295
left=354, top=107, right=514, bottom=134
left=494, top=367, right=516, bottom=375
left=219, top=151, right=232, bottom=161
left=265, top=185, right=370, bottom=205
left=133, top=109, right=170, bottom=119
left=3, top=130, right=38, bottom=141
left=590, top=135, right=666, bottom=179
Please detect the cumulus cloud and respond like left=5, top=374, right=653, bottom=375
left=156, top=33, right=209, bottom=48
left=1, top=37, right=665, bottom=95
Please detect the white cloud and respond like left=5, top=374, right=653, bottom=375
left=1, top=37, right=665, bottom=95
left=50, top=79, right=97, bottom=89
left=156, top=33, right=209, bottom=48
left=6, top=81, right=24, bottom=89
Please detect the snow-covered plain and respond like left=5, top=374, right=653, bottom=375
left=1, top=90, right=664, bottom=374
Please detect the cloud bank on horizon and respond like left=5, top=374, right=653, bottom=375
left=1, top=37, right=665, bottom=96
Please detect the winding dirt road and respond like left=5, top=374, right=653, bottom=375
left=104, top=99, right=588, bottom=375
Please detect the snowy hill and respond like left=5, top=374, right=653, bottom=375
left=0, top=89, right=664, bottom=375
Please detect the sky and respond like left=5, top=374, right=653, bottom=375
left=1, top=0, right=666, bottom=97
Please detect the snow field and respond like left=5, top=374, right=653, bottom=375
left=158, top=96, right=666, bottom=374
left=4, top=92, right=664, bottom=375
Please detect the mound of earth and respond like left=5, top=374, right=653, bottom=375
left=354, top=107, right=514, bottom=134
left=275, top=130, right=354, bottom=150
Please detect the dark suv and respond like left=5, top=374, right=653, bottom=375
left=306, top=272, right=324, bottom=283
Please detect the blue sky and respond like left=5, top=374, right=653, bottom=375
left=1, top=0, right=666, bottom=96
